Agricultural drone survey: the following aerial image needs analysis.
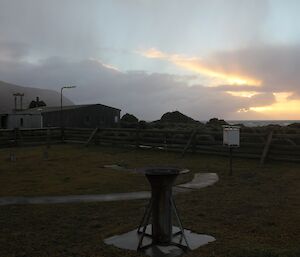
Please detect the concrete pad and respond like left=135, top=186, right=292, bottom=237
left=103, top=164, right=135, bottom=173
left=104, top=225, right=215, bottom=257
left=0, top=192, right=151, bottom=206
left=177, top=173, right=219, bottom=190
left=0, top=173, right=218, bottom=206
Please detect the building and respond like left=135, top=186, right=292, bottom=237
left=0, top=113, right=42, bottom=129
left=0, top=104, right=121, bottom=129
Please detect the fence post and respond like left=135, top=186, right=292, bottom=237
left=135, top=128, right=140, bottom=149
left=181, top=129, right=197, bottom=157
left=229, top=147, right=233, bottom=175
left=164, top=132, right=168, bottom=151
left=14, top=128, right=19, bottom=146
left=9, top=139, right=16, bottom=161
left=95, top=129, right=101, bottom=145
left=192, top=131, right=197, bottom=153
left=85, top=128, right=99, bottom=147
left=46, top=128, right=51, bottom=148
left=260, top=131, right=273, bottom=166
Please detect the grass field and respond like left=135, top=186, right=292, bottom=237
left=0, top=145, right=194, bottom=196
left=0, top=144, right=299, bottom=257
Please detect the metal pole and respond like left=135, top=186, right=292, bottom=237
left=229, top=147, right=233, bottom=176
left=137, top=200, right=153, bottom=250
left=171, top=197, right=190, bottom=250
left=60, top=85, right=76, bottom=142
left=20, top=94, right=24, bottom=111
left=14, top=96, right=17, bottom=111
left=137, top=198, right=152, bottom=233
left=60, top=87, right=64, bottom=142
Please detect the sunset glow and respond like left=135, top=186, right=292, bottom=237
left=172, top=58, right=261, bottom=86
left=248, top=92, right=300, bottom=119
left=226, top=91, right=261, bottom=98
left=1, top=1, right=300, bottom=120
left=139, top=48, right=262, bottom=86
left=89, top=58, right=121, bottom=72
left=138, top=48, right=167, bottom=59
left=138, top=47, right=300, bottom=119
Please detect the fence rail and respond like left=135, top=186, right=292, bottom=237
left=1, top=127, right=300, bottom=163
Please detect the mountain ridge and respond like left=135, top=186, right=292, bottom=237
left=0, top=80, right=74, bottom=113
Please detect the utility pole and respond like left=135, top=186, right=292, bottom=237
left=60, top=85, right=76, bottom=141
left=13, top=93, right=24, bottom=111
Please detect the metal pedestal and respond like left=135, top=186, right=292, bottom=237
left=137, top=169, right=190, bottom=251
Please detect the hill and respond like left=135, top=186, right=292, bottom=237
left=0, top=80, right=73, bottom=113
left=160, top=111, right=196, bottom=123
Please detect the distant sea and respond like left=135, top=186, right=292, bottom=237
left=225, top=120, right=300, bottom=127
left=199, top=120, right=300, bottom=127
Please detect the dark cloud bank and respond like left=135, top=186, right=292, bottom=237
left=0, top=0, right=298, bottom=120
left=207, top=44, right=300, bottom=97
left=2, top=41, right=300, bottom=120
left=0, top=41, right=271, bottom=120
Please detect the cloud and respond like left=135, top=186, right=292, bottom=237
left=206, top=44, right=300, bottom=94
left=248, top=92, right=300, bottom=120
left=248, top=92, right=276, bottom=106
left=0, top=0, right=298, bottom=119
left=0, top=49, right=272, bottom=120
left=136, top=44, right=300, bottom=119
left=211, top=85, right=264, bottom=92
left=0, top=41, right=29, bottom=61
left=0, top=1, right=104, bottom=60
left=138, top=48, right=168, bottom=59
left=138, top=48, right=262, bottom=86
left=0, top=0, right=270, bottom=63
left=139, top=44, right=300, bottom=96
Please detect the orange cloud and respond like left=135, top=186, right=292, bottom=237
left=138, top=48, right=300, bottom=119
left=89, top=58, right=121, bottom=72
left=226, top=91, right=261, bottom=98
left=247, top=92, right=300, bottom=119
left=138, top=48, right=167, bottom=59
left=138, top=48, right=261, bottom=86
left=234, top=92, right=300, bottom=119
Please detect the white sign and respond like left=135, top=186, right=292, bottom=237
left=223, top=126, right=240, bottom=147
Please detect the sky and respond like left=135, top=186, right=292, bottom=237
left=0, top=0, right=300, bottom=120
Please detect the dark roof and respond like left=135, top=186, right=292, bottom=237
left=15, top=104, right=121, bottom=114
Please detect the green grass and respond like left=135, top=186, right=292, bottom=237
left=0, top=144, right=195, bottom=197
left=0, top=144, right=299, bottom=257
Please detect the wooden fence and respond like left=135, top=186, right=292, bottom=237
left=1, top=127, right=300, bottom=163
left=0, top=128, right=61, bottom=148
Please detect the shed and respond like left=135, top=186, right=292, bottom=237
left=0, top=104, right=121, bottom=129
left=0, top=113, right=42, bottom=129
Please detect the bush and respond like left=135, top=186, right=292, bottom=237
left=121, top=113, right=138, bottom=123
